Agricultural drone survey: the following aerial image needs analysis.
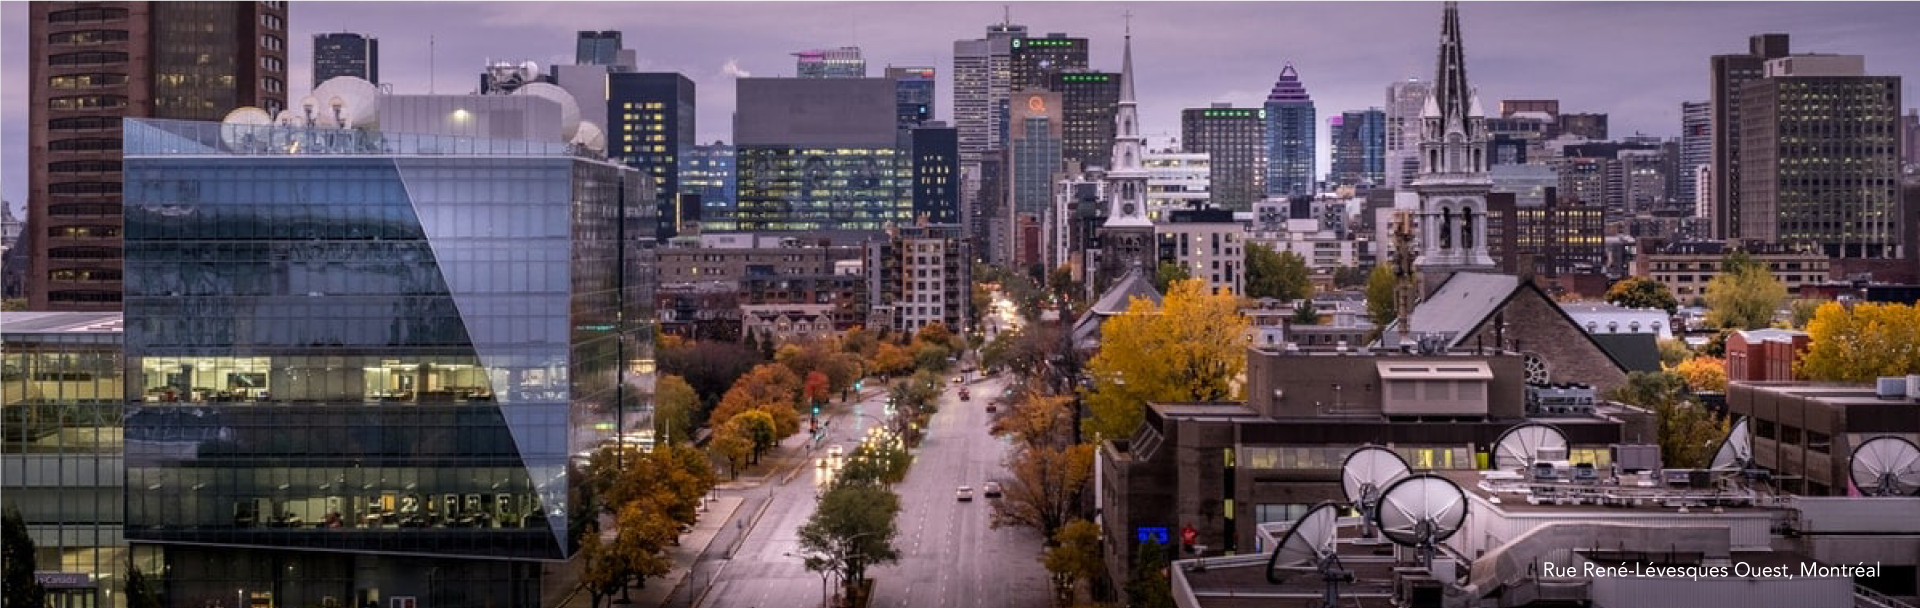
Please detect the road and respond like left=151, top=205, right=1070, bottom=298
left=686, top=373, right=1049, bottom=608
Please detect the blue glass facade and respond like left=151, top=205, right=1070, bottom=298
left=681, top=142, right=737, bottom=232
left=118, top=118, right=652, bottom=606
left=1264, top=65, right=1317, bottom=196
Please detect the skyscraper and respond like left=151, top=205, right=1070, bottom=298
left=313, top=31, right=378, bottom=88
left=120, top=111, right=653, bottom=604
left=734, top=77, right=907, bottom=238
left=1330, top=108, right=1387, bottom=189
left=1008, top=90, right=1064, bottom=267
left=795, top=46, right=866, bottom=78
left=1385, top=78, right=1433, bottom=189
left=1680, top=100, right=1711, bottom=207
left=1903, top=108, right=1920, bottom=167
left=1738, top=55, right=1902, bottom=258
left=887, top=66, right=937, bottom=130
left=912, top=125, right=961, bottom=225
left=681, top=142, right=738, bottom=232
left=1181, top=104, right=1267, bottom=210
left=1264, top=64, right=1316, bottom=197
left=609, top=73, right=696, bottom=241
left=577, top=30, right=634, bottom=67
left=27, top=1, right=289, bottom=311
left=1710, top=33, right=1790, bottom=240
left=953, top=20, right=1027, bottom=162
left=1010, top=33, right=1088, bottom=92
left=1051, top=70, right=1121, bottom=170
left=1414, top=2, right=1497, bottom=281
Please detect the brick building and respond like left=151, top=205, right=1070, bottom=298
left=1726, top=328, right=1810, bottom=382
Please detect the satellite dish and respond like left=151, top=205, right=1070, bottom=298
left=1265, top=502, right=1353, bottom=606
left=219, top=107, right=272, bottom=150
left=1850, top=436, right=1920, bottom=497
left=313, top=76, right=380, bottom=129
left=572, top=120, right=606, bottom=153
left=273, top=109, right=301, bottom=127
left=1710, top=417, right=1753, bottom=471
left=1342, top=447, right=1410, bottom=539
left=1373, top=473, right=1468, bottom=568
left=1492, top=423, right=1568, bottom=470
left=514, top=82, right=582, bottom=142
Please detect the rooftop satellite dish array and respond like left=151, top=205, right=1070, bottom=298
left=220, top=75, right=607, bottom=155
left=1267, top=446, right=1467, bottom=605
left=1493, top=422, right=1568, bottom=471
left=1342, top=446, right=1410, bottom=540
left=1850, top=436, right=1920, bottom=497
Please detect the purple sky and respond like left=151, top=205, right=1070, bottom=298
left=6, top=1, right=1920, bottom=216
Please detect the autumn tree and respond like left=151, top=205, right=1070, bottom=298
left=1671, top=356, right=1729, bottom=393
left=797, top=482, right=903, bottom=605
left=1365, top=263, right=1399, bottom=328
left=710, top=363, right=802, bottom=438
left=1705, top=251, right=1786, bottom=330
left=1245, top=243, right=1314, bottom=301
left=708, top=421, right=753, bottom=479
left=802, top=371, right=831, bottom=409
left=653, top=375, right=699, bottom=445
left=1607, top=371, right=1726, bottom=468
left=1084, top=278, right=1250, bottom=441
left=728, top=410, right=779, bottom=463
left=579, top=443, right=716, bottom=600
left=994, top=440, right=1095, bottom=537
left=578, top=526, right=628, bottom=608
left=1044, top=519, right=1105, bottom=607
left=778, top=340, right=861, bottom=394
left=1605, top=276, right=1680, bottom=315
left=871, top=342, right=915, bottom=377
left=1799, top=301, right=1920, bottom=382
left=1657, top=338, right=1693, bottom=369
left=1789, top=299, right=1824, bottom=329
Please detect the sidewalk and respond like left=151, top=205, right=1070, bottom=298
left=544, top=495, right=744, bottom=608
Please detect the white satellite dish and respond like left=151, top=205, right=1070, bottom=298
left=1492, top=422, right=1568, bottom=470
left=1342, top=446, right=1410, bottom=539
left=1710, top=417, right=1754, bottom=471
left=572, top=120, right=606, bottom=153
left=274, top=109, right=301, bottom=127
left=219, top=106, right=272, bottom=150
left=1850, top=436, right=1920, bottom=497
left=514, top=82, right=582, bottom=142
left=1373, top=473, right=1468, bottom=568
left=1265, top=502, right=1353, bottom=606
left=313, top=76, right=381, bottom=129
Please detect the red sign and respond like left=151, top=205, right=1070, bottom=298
left=1181, top=525, right=1197, bottom=545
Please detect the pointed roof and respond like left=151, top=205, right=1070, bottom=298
left=1072, top=265, right=1163, bottom=349
left=1266, top=63, right=1310, bottom=103
left=1119, top=27, right=1136, bottom=104
left=1432, top=1, right=1475, bottom=128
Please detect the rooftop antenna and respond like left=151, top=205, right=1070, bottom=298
left=1003, top=4, right=1011, bottom=26
left=1123, top=10, right=1133, bottom=37
left=1342, top=446, right=1410, bottom=540
left=429, top=35, right=436, bottom=93
left=1265, top=502, right=1353, bottom=607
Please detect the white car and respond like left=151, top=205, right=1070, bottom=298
left=956, top=486, right=974, bottom=502
left=828, top=444, right=844, bottom=460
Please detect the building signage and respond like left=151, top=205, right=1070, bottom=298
left=1135, top=526, right=1170, bottom=544
left=35, top=571, right=94, bottom=588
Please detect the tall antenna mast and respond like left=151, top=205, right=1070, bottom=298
left=1003, top=4, right=1011, bottom=26
left=429, top=35, right=436, bottom=93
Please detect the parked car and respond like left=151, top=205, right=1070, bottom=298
left=956, top=486, right=974, bottom=502
left=983, top=481, right=1002, bottom=498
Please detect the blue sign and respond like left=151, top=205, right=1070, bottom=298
left=1136, top=526, right=1170, bottom=544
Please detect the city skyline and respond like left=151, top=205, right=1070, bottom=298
left=5, top=1, right=1920, bottom=212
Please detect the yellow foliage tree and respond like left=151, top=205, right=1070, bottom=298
left=710, top=364, right=801, bottom=438
left=1670, top=356, right=1728, bottom=393
left=1083, top=278, right=1251, bottom=442
left=871, top=342, right=915, bottom=376
left=1799, top=302, right=1920, bottom=382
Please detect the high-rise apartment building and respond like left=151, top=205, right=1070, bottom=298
left=1739, top=55, right=1903, bottom=258
left=1329, top=108, right=1387, bottom=189
left=312, top=31, right=378, bottom=88
left=682, top=142, right=738, bottom=232
left=1710, top=33, right=1791, bottom=240
left=1155, top=205, right=1245, bottom=295
left=119, top=112, right=653, bottom=605
left=1181, top=104, right=1267, bottom=210
left=27, top=1, right=289, bottom=311
left=887, top=66, right=937, bottom=130
left=1385, top=78, right=1433, bottom=189
left=734, top=78, right=907, bottom=239
left=795, top=46, right=866, bottom=78
left=1010, top=34, right=1088, bottom=92
left=1051, top=70, right=1121, bottom=171
left=608, top=73, right=696, bottom=241
left=1264, top=64, right=1317, bottom=196
left=1144, top=151, right=1210, bottom=222
left=867, top=225, right=972, bottom=333
left=912, top=126, right=961, bottom=225
left=1680, top=100, right=1711, bottom=207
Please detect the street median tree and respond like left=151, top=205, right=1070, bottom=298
left=798, top=482, right=903, bottom=606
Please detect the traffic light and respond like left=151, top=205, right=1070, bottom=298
left=854, top=380, right=864, bottom=391
left=812, top=403, right=821, bottom=416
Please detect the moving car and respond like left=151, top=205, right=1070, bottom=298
left=828, top=444, right=844, bottom=460
left=983, top=481, right=1002, bottom=498
left=956, top=485, right=973, bottom=502
left=985, top=402, right=996, bottom=413
left=958, top=387, right=970, bottom=401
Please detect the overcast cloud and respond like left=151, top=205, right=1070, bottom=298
left=6, top=1, right=1920, bottom=216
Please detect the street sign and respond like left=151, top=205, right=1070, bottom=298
left=1136, top=526, right=1170, bottom=544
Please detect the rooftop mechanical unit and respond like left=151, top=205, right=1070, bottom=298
left=1525, top=383, right=1596, bottom=416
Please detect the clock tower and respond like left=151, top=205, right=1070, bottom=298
left=1095, top=19, right=1155, bottom=287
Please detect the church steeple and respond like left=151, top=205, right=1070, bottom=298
left=1103, top=15, right=1149, bottom=229
left=1413, top=0, right=1495, bottom=279
left=1431, top=1, right=1475, bottom=138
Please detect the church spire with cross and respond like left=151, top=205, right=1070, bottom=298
left=1413, top=0, right=1496, bottom=282
left=1095, top=11, right=1155, bottom=290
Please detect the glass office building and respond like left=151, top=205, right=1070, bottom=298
left=119, top=118, right=653, bottom=607
left=3, top=312, right=128, bottom=608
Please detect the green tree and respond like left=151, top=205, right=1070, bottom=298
left=797, top=482, right=903, bottom=604
left=1084, top=279, right=1250, bottom=441
left=1331, top=265, right=1370, bottom=289
left=1044, top=519, right=1105, bottom=607
left=1605, top=276, right=1680, bottom=315
left=1151, top=261, right=1190, bottom=294
left=1125, top=540, right=1176, bottom=608
left=1290, top=303, right=1320, bottom=326
left=1788, top=299, right=1825, bottom=329
left=1656, top=338, right=1693, bottom=369
left=1244, top=243, right=1313, bottom=301
left=654, top=374, right=699, bottom=445
left=3, top=504, right=45, bottom=608
left=1606, top=371, right=1726, bottom=468
left=1705, top=252, right=1786, bottom=330
left=1365, top=264, right=1399, bottom=328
